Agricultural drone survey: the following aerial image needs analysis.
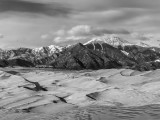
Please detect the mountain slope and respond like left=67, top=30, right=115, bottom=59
left=51, top=43, right=136, bottom=70
left=84, top=34, right=132, bottom=48
left=1, top=39, right=160, bottom=71
left=85, top=42, right=136, bottom=66
left=0, top=59, right=8, bottom=67
left=118, top=45, right=160, bottom=63
left=32, top=45, right=62, bottom=57
left=7, top=58, right=35, bottom=67
left=0, top=45, right=63, bottom=67
left=51, top=40, right=160, bottom=71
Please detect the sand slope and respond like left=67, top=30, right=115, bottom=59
left=0, top=68, right=160, bottom=119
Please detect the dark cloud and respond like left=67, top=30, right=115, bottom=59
left=0, top=0, right=72, bottom=16
left=92, top=28, right=130, bottom=36
left=62, top=0, right=160, bottom=13
left=102, top=0, right=160, bottom=9
left=1, top=0, right=160, bottom=48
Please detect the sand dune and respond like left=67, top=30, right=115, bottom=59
left=0, top=68, right=160, bottom=119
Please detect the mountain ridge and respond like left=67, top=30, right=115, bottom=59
left=1, top=36, right=160, bottom=71
left=84, top=34, right=133, bottom=48
left=0, top=45, right=63, bottom=67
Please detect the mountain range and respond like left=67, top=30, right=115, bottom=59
left=1, top=35, right=160, bottom=71
left=0, top=45, right=62, bottom=67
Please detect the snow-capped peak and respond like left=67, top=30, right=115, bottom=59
left=48, top=45, right=63, bottom=52
left=48, top=45, right=60, bottom=49
left=32, top=45, right=63, bottom=57
left=84, top=34, right=132, bottom=47
left=84, top=37, right=106, bottom=45
left=33, top=47, right=43, bottom=53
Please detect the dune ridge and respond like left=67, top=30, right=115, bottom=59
left=0, top=68, right=160, bottom=119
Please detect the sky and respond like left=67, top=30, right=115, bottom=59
left=0, top=0, right=160, bottom=49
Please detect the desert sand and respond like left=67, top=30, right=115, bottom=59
left=0, top=68, right=160, bottom=119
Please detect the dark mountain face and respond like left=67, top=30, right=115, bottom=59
left=1, top=40, right=160, bottom=71
left=0, top=46, right=62, bottom=67
left=132, top=62, right=160, bottom=71
left=85, top=43, right=136, bottom=67
left=51, top=42, right=160, bottom=71
left=7, top=59, right=35, bottom=67
left=0, top=60, right=8, bottom=67
left=117, top=45, right=160, bottom=71
left=51, top=43, right=135, bottom=70
left=118, top=45, right=160, bottom=63
left=0, top=58, right=34, bottom=68
left=0, top=48, right=33, bottom=60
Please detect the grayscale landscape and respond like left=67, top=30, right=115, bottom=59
left=1, top=68, right=160, bottom=120
left=1, top=0, right=160, bottom=120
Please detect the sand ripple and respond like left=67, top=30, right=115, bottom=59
left=0, top=68, right=160, bottom=119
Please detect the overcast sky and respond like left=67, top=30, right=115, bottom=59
left=0, top=0, right=160, bottom=49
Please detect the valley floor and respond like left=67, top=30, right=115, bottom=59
left=0, top=68, right=160, bottom=119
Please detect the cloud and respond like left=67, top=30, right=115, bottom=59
left=0, top=0, right=72, bottom=17
left=54, top=37, right=63, bottom=43
left=52, top=25, right=159, bottom=46
left=66, top=36, right=87, bottom=41
left=41, top=34, right=49, bottom=39
left=54, top=36, right=87, bottom=43
left=67, top=25, right=130, bottom=36
left=1, top=0, right=160, bottom=48
left=67, top=25, right=92, bottom=36
left=0, top=34, right=4, bottom=38
left=102, top=0, right=160, bottom=9
left=52, top=25, right=130, bottom=43
left=57, top=0, right=160, bottom=12
left=54, top=30, right=66, bottom=36
left=131, top=32, right=154, bottom=41
left=74, top=8, right=152, bottom=25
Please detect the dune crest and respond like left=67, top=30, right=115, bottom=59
left=0, top=68, right=160, bottom=119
